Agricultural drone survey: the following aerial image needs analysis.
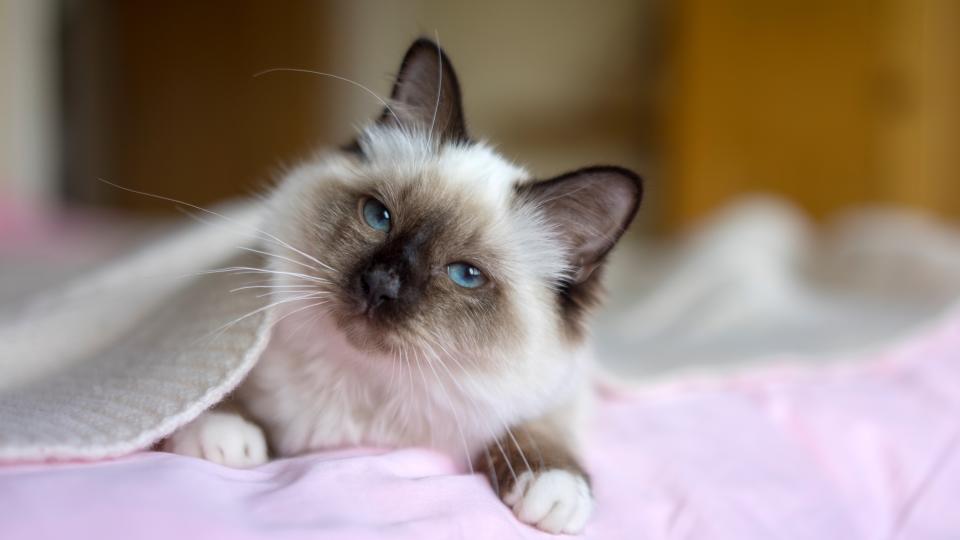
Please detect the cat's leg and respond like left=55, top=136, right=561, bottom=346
left=162, top=399, right=268, bottom=468
left=482, top=419, right=593, bottom=535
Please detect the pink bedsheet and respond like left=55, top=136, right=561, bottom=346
left=2, top=316, right=958, bottom=539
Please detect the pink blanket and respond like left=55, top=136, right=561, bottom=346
left=2, top=316, right=958, bottom=539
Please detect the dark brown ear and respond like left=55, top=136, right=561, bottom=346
left=379, top=38, right=467, bottom=142
left=518, top=166, right=642, bottom=283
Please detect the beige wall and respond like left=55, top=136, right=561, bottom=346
left=14, top=1, right=956, bottom=231
left=0, top=0, right=58, bottom=205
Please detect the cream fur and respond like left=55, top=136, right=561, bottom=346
left=235, top=126, right=592, bottom=464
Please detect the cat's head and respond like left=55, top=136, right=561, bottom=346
left=268, top=39, right=641, bottom=365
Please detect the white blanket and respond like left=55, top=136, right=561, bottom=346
left=0, top=205, right=273, bottom=460
left=597, top=197, right=960, bottom=376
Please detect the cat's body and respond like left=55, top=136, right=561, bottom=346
left=165, top=39, right=641, bottom=535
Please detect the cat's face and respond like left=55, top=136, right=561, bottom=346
left=267, top=39, right=641, bottom=365
left=281, top=132, right=546, bottom=357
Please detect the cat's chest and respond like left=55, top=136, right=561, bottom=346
left=240, top=320, right=496, bottom=461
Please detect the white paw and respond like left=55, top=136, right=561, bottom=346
left=503, top=469, right=593, bottom=534
left=162, top=410, right=268, bottom=468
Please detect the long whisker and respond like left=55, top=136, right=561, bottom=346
left=236, top=246, right=320, bottom=272
left=195, top=266, right=330, bottom=285
left=404, top=346, right=416, bottom=426
left=415, top=349, right=441, bottom=449
left=421, top=341, right=515, bottom=480
left=488, top=422, right=518, bottom=486
left=262, top=298, right=330, bottom=332
left=386, top=344, right=400, bottom=393
left=446, top=366, right=531, bottom=477
left=393, top=345, right=412, bottom=438
left=255, top=290, right=329, bottom=299
left=484, top=447, right=500, bottom=497
left=206, top=292, right=326, bottom=338
left=98, top=178, right=338, bottom=275
left=253, top=68, right=402, bottom=127
left=286, top=305, right=326, bottom=341
left=429, top=31, right=443, bottom=145
left=172, top=207, right=330, bottom=274
left=423, top=334, right=533, bottom=481
left=401, top=346, right=417, bottom=440
left=419, top=345, right=474, bottom=474
left=229, top=284, right=324, bottom=293
left=519, top=425, right=546, bottom=470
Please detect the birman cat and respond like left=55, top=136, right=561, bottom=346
left=165, top=38, right=642, bottom=535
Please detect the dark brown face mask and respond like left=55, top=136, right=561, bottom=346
left=352, top=225, right=436, bottom=324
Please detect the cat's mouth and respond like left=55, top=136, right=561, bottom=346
left=335, top=314, right=401, bottom=355
left=329, top=290, right=408, bottom=354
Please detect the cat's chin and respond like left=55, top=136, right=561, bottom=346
left=333, top=310, right=402, bottom=356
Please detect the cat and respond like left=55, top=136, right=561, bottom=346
left=164, top=38, right=642, bottom=535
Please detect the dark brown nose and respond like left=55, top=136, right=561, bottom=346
left=361, top=263, right=401, bottom=311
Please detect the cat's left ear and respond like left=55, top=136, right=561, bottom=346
left=379, top=38, right=467, bottom=142
left=518, top=166, right=642, bottom=283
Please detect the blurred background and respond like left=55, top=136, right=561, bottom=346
left=3, top=0, right=960, bottom=372
left=2, top=0, right=957, bottom=232
left=1, top=0, right=960, bottom=388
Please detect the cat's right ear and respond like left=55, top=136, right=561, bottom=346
left=344, top=38, right=467, bottom=155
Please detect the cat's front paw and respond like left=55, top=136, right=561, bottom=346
left=162, top=410, right=268, bottom=468
left=503, top=469, right=593, bottom=535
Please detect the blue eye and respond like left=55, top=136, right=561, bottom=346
left=446, top=262, right=487, bottom=289
left=362, top=198, right=391, bottom=232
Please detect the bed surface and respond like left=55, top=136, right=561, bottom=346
left=3, top=317, right=958, bottom=539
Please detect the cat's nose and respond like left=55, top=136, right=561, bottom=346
left=361, top=264, right=401, bottom=310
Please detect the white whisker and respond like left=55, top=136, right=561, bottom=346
left=484, top=447, right=500, bottom=496
left=98, top=179, right=339, bottom=275
left=196, top=266, right=330, bottom=285
left=264, top=299, right=330, bottom=332
left=253, top=68, right=402, bottom=128
left=422, top=333, right=531, bottom=480
left=237, top=246, right=320, bottom=272
left=255, top=290, right=329, bottom=299
left=420, top=342, right=474, bottom=474
left=386, top=344, right=400, bottom=393
left=286, top=306, right=326, bottom=341
left=429, top=31, right=443, bottom=145
left=207, top=292, right=326, bottom=338
left=411, top=349, right=436, bottom=449
left=229, top=284, right=324, bottom=293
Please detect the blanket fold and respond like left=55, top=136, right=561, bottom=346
left=0, top=205, right=273, bottom=461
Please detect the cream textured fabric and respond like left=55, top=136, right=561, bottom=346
left=0, top=204, right=273, bottom=461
